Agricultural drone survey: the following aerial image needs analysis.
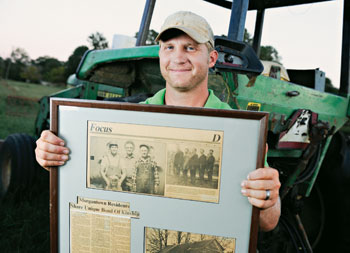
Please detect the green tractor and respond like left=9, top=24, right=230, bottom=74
left=0, top=0, right=349, bottom=251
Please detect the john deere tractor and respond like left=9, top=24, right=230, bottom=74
left=0, top=0, right=349, bottom=251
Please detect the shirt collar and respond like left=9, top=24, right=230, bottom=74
left=149, top=88, right=218, bottom=108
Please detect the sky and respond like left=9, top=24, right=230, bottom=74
left=0, top=0, right=344, bottom=87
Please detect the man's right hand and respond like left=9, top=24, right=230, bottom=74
left=35, top=130, right=70, bottom=170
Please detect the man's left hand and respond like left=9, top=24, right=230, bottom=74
left=241, top=166, right=281, bottom=231
left=241, top=167, right=280, bottom=209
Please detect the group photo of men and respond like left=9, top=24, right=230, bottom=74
left=167, top=144, right=221, bottom=189
left=88, top=136, right=166, bottom=196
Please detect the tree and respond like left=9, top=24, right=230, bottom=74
left=34, top=56, right=63, bottom=81
left=5, top=48, right=30, bottom=81
left=146, top=228, right=170, bottom=253
left=20, top=65, right=41, bottom=83
left=176, top=231, right=186, bottom=244
left=260, top=45, right=281, bottom=63
left=185, top=232, right=191, bottom=243
left=87, top=32, right=109, bottom=49
left=10, top=48, right=30, bottom=65
left=0, top=56, right=5, bottom=78
left=64, top=45, right=89, bottom=80
left=325, top=77, right=338, bottom=94
left=243, top=28, right=253, bottom=44
left=135, top=29, right=159, bottom=45
left=46, top=66, right=65, bottom=85
left=243, top=29, right=281, bottom=63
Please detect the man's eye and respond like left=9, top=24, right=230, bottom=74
left=186, top=46, right=195, bottom=51
left=165, top=46, right=173, bottom=50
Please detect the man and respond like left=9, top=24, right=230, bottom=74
left=120, top=140, right=137, bottom=191
left=182, top=148, right=190, bottom=180
left=206, top=149, right=215, bottom=183
left=35, top=11, right=280, bottom=232
left=198, top=148, right=207, bottom=183
left=135, top=144, right=160, bottom=194
left=100, top=140, right=125, bottom=191
left=189, top=148, right=199, bottom=184
left=173, top=146, right=184, bottom=176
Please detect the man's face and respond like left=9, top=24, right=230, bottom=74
left=109, top=145, right=118, bottom=155
left=159, top=34, right=217, bottom=92
left=140, top=146, right=149, bottom=158
left=125, top=143, right=134, bottom=156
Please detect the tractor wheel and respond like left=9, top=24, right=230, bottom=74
left=0, top=133, right=39, bottom=198
left=0, top=139, right=4, bottom=150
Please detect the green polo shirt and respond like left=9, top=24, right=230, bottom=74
left=141, top=88, right=231, bottom=109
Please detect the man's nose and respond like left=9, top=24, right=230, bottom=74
left=172, top=48, right=187, bottom=64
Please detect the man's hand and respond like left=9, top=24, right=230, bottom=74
left=241, top=167, right=280, bottom=209
left=241, top=167, right=281, bottom=231
left=35, top=130, right=70, bottom=170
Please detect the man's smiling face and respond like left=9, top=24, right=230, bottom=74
left=159, top=33, right=216, bottom=92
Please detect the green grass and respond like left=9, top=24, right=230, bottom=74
left=0, top=79, right=62, bottom=139
left=0, top=79, right=63, bottom=252
left=1, top=80, right=63, bottom=98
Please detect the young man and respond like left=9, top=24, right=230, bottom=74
left=188, top=148, right=199, bottom=184
left=173, top=146, right=184, bottom=177
left=198, top=148, right=207, bottom=183
left=206, top=149, right=215, bottom=183
left=35, top=11, right=280, bottom=232
left=100, top=140, right=125, bottom=191
left=120, top=140, right=137, bottom=191
left=135, top=144, right=160, bottom=194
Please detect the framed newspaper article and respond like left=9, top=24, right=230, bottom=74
left=50, top=98, right=268, bottom=253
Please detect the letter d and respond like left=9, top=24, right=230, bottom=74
left=212, top=134, right=221, bottom=142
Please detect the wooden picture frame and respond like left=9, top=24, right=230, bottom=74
left=50, top=98, right=268, bottom=253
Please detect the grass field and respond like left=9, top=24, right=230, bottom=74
left=0, top=79, right=63, bottom=252
left=0, top=79, right=62, bottom=139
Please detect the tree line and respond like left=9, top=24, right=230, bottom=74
left=0, top=32, right=109, bottom=86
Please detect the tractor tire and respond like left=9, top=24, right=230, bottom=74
left=0, top=133, right=39, bottom=198
left=0, top=139, right=4, bottom=150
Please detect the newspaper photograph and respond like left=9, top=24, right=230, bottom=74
left=145, top=227, right=236, bottom=253
left=87, top=121, right=223, bottom=203
left=70, top=196, right=139, bottom=253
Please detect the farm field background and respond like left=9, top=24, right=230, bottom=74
left=0, top=79, right=62, bottom=138
left=0, top=79, right=63, bottom=252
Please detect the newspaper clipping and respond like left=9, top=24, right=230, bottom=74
left=87, top=121, right=223, bottom=203
left=69, top=196, right=139, bottom=253
left=145, top=227, right=236, bottom=253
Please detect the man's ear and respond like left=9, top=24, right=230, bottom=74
left=208, top=50, right=218, bottom=68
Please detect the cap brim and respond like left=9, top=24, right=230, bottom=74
left=156, top=26, right=209, bottom=45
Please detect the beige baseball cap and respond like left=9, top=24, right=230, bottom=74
left=155, top=11, right=214, bottom=47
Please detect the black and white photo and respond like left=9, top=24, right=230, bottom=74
left=87, top=121, right=223, bottom=202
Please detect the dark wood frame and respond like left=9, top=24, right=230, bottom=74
left=49, top=97, right=269, bottom=253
